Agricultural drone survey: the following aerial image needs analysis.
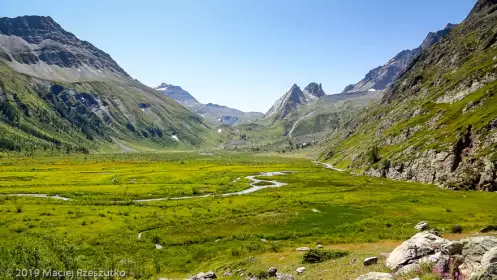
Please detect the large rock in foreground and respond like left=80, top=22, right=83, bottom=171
left=385, top=231, right=497, bottom=279
left=190, top=272, right=217, bottom=280
left=386, top=231, right=451, bottom=270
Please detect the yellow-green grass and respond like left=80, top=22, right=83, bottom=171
left=0, top=152, right=495, bottom=279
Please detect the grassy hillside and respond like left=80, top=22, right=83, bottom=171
left=0, top=61, right=218, bottom=154
left=320, top=1, right=497, bottom=190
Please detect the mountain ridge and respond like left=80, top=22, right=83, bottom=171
left=155, top=82, right=263, bottom=126
left=321, top=0, right=497, bottom=191
left=342, top=23, right=456, bottom=94
left=0, top=16, right=130, bottom=82
left=265, top=82, right=325, bottom=121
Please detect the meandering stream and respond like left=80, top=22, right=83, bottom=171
left=1, top=163, right=351, bottom=203
left=133, top=171, right=294, bottom=202
left=0, top=171, right=295, bottom=203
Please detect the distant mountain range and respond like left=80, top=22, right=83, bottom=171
left=342, top=23, right=456, bottom=93
left=155, top=83, right=263, bottom=126
left=228, top=21, right=460, bottom=154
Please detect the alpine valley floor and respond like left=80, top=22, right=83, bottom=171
left=0, top=152, right=496, bottom=279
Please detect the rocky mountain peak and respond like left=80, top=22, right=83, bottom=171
left=303, top=82, right=326, bottom=99
left=156, top=83, right=185, bottom=92
left=265, top=84, right=308, bottom=120
left=0, top=16, right=65, bottom=44
left=0, top=15, right=130, bottom=81
left=342, top=23, right=456, bottom=94
left=290, top=83, right=300, bottom=91
left=286, top=84, right=305, bottom=100
left=419, top=23, right=456, bottom=50
left=154, top=83, right=199, bottom=107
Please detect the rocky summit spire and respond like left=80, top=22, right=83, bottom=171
left=303, top=82, right=326, bottom=99
left=265, top=84, right=307, bottom=120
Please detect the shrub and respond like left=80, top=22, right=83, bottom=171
left=302, top=249, right=348, bottom=263
left=367, top=145, right=380, bottom=164
left=254, top=270, right=269, bottom=279
left=451, top=225, right=463, bottom=233
left=15, top=203, right=23, bottom=213
left=152, top=235, right=161, bottom=244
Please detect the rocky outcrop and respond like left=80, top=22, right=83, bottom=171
left=303, top=82, right=326, bottom=100
left=382, top=232, right=497, bottom=279
left=386, top=231, right=451, bottom=270
left=364, top=125, right=497, bottom=191
left=189, top=271, right=217, bottom=280
left=415, top=222, right=429, bottom=231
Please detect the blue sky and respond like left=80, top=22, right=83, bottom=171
left=2, top=0, right=476, bottom=112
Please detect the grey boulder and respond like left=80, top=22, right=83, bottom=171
left=481, top=247, right=497, bottom=266
left=355, top=272, right=394, bottom=280
left=386, top=231, right=451, bottom=270
left=414, top=221, right=429, bottom=231
left=190, top=271, right=217, bottom=280
left=469, top=263, right=497, bottom=280
left=461, top=236, right=497, bottom=262
left=364, top=257, right=379, bottom=266
left=395, top=263, right=422, bottom=276
left=268, top=267, right=277, bottom=277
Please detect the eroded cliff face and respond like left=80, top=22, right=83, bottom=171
left=321, top=0, right=497, bottom=191
left=366, top=124, right=497, bottom=191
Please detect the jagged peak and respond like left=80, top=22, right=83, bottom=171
left=290, top=83, right=300, bottom=90
left=445, top=23, right=457, bottom=30
left=156, top=83, right=184, bottom=91
left=0, top=15, right=72, bottom=43
left=419, top=23, right=456, bottom=50
left=0, top=15, right=58, bottom=26
left=303, top=82, right=326, bottom=98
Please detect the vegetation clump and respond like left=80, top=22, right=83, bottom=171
left=302, top=249, right=348, bottom=263
left=452, top=225, right=463, bottom=234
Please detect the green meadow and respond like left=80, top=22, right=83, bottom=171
left=0, top=152, right=496, bottom=279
